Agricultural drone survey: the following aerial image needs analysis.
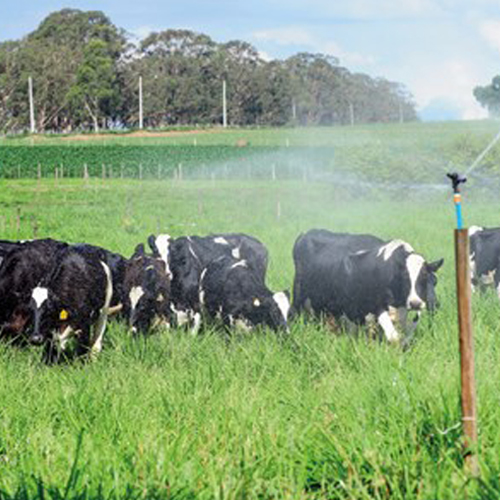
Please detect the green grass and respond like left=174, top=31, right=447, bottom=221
left=1, top=121, right=500, bottom=498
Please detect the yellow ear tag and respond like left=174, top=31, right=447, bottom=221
left=59, top=309, right=68, bottom=321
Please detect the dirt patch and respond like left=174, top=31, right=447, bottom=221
left=59, top=129, right=223, bottom=141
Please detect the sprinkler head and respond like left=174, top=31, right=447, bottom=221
left=446, top=172, right=467, bottom=193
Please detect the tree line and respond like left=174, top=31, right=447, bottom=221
left=0, top=9, right=418, bottom=133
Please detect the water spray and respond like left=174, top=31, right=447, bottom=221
left=446, top=171, right=478, bottom=477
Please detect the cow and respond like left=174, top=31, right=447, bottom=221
left=468, top=226, right=500, bottom=296
left=28, top=244, right=113, bottom=363
left=0, top=239, right=69, bottom=340
left=167, top=233, right=269, bottom=332
left=199, top=255, right=290, bottom=333
left=123, top=243, right=172, bottom=334
left=292, top=230, right=444, bottom=343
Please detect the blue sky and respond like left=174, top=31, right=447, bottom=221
left=1, top=0, right=499, bottom=120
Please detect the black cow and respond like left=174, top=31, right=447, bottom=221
left=123, top=243, right=171, bottom=334
left=29, top=244, right=113, bottom=362
left=167, top=233, right=269, bottom=332
left=199, top=255, right=289, bottom=332
left=469, top=226, right=500, bottom=295
left=293, top=230, right=443, bottom=342
left=0, top=239, right=69, bottom=340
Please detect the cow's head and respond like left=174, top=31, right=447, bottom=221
left=124, top=253, right=170, bottom=334
left=404, top=254, right=444, bottom=312
left=29, top=286, right=66, bottom=346
left=242, top=290, right=290, bottom=332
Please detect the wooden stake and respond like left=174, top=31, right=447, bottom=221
left=455, top=228, right=479, bottom=476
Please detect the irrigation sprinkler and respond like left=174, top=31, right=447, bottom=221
left=446, top=171, right=479, bottom=476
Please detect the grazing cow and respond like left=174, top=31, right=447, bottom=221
left=292, top=230, right=443, bottom=342
left=123, top=243, right=172, bottom=334
left=29, top=244, right=113, bottom=362
left=168, top=233, right=269, bottom=331
left=199, top=255, right=290, bottom=332
left=0, top=239, right=68, bottom=340
left=469, top=226, right=500, bottom=296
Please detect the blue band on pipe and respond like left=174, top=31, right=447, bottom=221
left=455, top=202, right=463, bottom=229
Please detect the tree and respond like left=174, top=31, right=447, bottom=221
left=474, top=76, right=500, bottom=117
left=67, top=39, right=119, bottom=131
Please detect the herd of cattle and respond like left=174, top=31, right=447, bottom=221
left=0, top=225, right=498, bottom=363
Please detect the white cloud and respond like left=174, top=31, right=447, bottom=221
left=479, top=20, right=500, bottom=53
left=253, top=26, right=375, bottom=67
left=409, top=59, right=488, bottom=119
left=253, top=27, right=315, bottom=46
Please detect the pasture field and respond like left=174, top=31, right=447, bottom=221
left=1, top=122, right=500, bottom=499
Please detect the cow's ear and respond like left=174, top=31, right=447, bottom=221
left=148, top=235, right=159, bottom=256
left=132, top=243, right=145, bottom=258
left=428, top=258, right=444, bottom=273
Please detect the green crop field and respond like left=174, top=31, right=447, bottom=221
left=1, top=121, right=500, bottom=499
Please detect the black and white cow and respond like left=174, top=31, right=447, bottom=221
left=0, top=239, right=69, bottom=339
left=469, top=226, right=500, bottom=296
left=292, top=230, right=443, bottom=342
left=123, top=243, right=172, bottom=334
left=199, top=255, right=290, bottom=332
left=29, top=244, right=113, bottom=362
left=167, top=233, right=269, bottom=331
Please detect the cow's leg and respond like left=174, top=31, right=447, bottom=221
left=377, top=311, right=400, bottom=343
left=56, top=325, right=75, bottom=350
left=190, top=312, right=201, bottom=336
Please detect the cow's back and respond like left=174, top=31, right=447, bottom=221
left=292, top=229, right=384, bottom=314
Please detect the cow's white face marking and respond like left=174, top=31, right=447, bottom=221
left=377, top=311, right=400, bottom=342
left=231, top=260, right=247, bottom=269
left=468, top=226, right=483, bottom=237
left=377, top=240, right=414, bottom=261
left=32, top=287, right=48, bottom=308
left=232, top=247, right=241, bottom=259
left=273, top=292, right=290, bottom=322
left=155, top=234, right=172, bottom=277
left=213, top=236, right=229, bottom=245
left=253, top=298, right=261, bottom=307
left=129, top=286, right=144, bottom=311
left=406, top=253, right=425, bottom=309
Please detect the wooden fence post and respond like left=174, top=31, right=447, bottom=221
left=455, top=229, right=479, bottom=477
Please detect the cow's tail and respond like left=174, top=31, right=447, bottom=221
left=91, top=261, right=113, bottom=357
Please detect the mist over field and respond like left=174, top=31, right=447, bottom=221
left=1, top=121, right=500, bottom=498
